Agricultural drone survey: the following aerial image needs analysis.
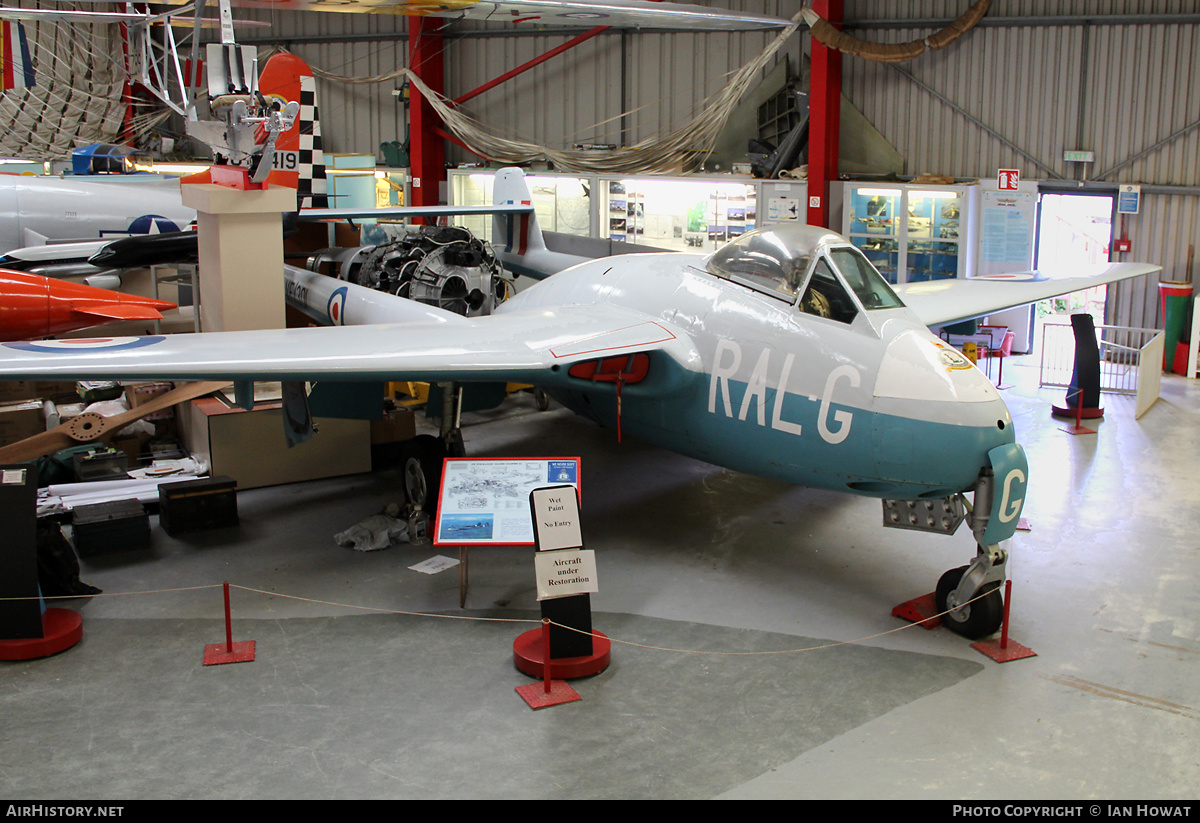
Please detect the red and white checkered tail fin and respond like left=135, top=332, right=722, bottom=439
left=492, top=167, right=545, bottom=256
left=259, top=52, right=327, bottom=209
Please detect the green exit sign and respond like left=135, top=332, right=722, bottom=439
left=1063, top=150, right=1095, bottom=162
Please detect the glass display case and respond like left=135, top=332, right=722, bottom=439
left=374, top=167, right=409, bottom=209
left=843, top=183, right=972, bottom=284
left=600, top=177, right=757, bottom=252
left=449, top=171, right=592, bottom=243
left=449, top=169, right=789, bottom=255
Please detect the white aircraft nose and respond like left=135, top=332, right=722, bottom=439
left=873, top=329, right=1001, bottom=406
left=864, top=328, right=1015, bottom=498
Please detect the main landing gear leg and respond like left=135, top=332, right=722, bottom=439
left=438, top=381, right=466, bottom=459
left=400, top=382, right=465, bottom=516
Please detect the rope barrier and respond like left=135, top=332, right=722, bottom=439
left=3, top=579, right=996, bottom=659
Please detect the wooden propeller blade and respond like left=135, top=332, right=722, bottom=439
left=0, top=381, right=231, bottom=464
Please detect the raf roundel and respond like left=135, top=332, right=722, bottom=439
left=327, top=286, right=348, bottom=326
left=126, top=215, right=181, bottom=235
left=3, top=336, right=167, bottom=354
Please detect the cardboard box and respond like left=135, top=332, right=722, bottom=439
left=0, top=400, right=46, bottom=447
left=124, top=382, right=176, bottom=422
left=110, top=432, right=153, bottom=465
left=0, top=381, right=79, bottom=404
left=179, top=397, right=371, bottom=490
left=370, top=407, right=417, bottom=445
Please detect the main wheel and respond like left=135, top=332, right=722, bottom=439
left=401, top=435, right=448, bottom=516
left=935, top=566, right=1004, bottom=639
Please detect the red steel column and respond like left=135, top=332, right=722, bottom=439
left=806, top=0, right=842, bottom=229
left=408, top=16, right=445, bottom=208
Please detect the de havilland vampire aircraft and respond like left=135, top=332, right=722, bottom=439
left=0, top=165, right=1159, bottom=639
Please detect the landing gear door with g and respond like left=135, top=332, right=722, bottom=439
left=979, top=443, right=1028, bottom=546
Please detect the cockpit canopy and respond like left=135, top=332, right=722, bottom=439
left=705, top=224, right=904, bottom=321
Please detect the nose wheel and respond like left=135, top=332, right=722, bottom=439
left=935, top=564, right=1004, bottom=639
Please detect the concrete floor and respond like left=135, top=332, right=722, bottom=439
left=3, top=356, right=1198, bottom=799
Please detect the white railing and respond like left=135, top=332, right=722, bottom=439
left=1039, top=321, right=1164, bottom=418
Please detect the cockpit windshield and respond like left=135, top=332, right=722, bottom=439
left=705, top=228, right=814, bottom=302
left=827, top=247, right=906, bottom=311
left=704, top=225, right=907, bottom=313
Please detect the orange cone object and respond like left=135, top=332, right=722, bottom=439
left=0, top=268, right=176, bottom=341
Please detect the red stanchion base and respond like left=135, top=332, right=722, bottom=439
left=513, top=629, right=611, bottom=680
left=891, top=593, right=940, bottom=630
left=515, top=679, right=582, bottom=710
left=203, top=639, right=256, bottom=666
left=1051, top=405, right=1103, bottom=419
left=0, top=608, right=82, bottom=661
left=971, top=637, right=1038, bottom=663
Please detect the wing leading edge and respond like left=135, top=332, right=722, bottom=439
left=17, top=0, right=792, bottom=30
left=210, top=0, right=793, bottom=30
left=0, top=305, right=702, bottom=390
left=296, top=203, right=534, bottom=222
left=896, top=262, right=1162, bottom=328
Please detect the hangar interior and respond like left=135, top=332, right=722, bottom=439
left=1, top=0, right=1199, bottom=801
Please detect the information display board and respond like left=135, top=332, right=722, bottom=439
left=432, top=457, right=581, bottom=547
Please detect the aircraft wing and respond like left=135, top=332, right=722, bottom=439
left=182, top=0, right=793, bottom=30
left=0, top=202, right=535, bottom=272
left=4, top=0, right=792, bottom=30
left=0, top=304, right=701, bottom=390
left=0, top=5, right=271, bottom=27
left=895, top=261, right=1162, bottom=328
left=296, top=203, right=534, bottom=222
left=0, top=7, right=166, bottom=23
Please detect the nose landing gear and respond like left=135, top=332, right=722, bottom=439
left=935, top=551, right=1006, bottom=639
left=884, top=466, right=1014, bottom=639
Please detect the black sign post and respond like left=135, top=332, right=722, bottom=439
left=0, top=466, right=42, bottom=639
left=0, top=465, right=83, bottom=660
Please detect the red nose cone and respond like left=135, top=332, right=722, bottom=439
left=0, top=268, right=177, bottom=341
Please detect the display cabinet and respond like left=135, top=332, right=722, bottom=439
left=599, top=176, right=759, bottom=252
left=449, top=169, right=799, bottom=255
left=449, top=170, right=592, bottom=244
left=842, top=182, right=973, bottom=284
